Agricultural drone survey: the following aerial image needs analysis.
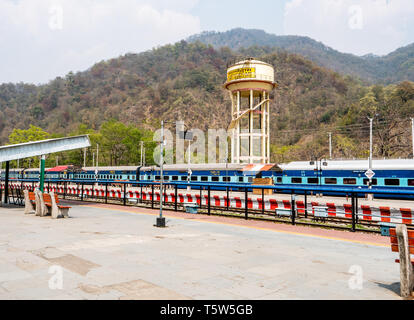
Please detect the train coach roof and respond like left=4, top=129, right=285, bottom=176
left=140, top=163, right=245, bottom=172
left=280, top=159, right=414, bottom=171
left=82, top=166, right=138, bottom=171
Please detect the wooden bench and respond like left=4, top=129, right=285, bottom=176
left=24, top=190, right=37, bottom=214
left=38, top=192, right=71, bottom=218
left=388, top=225, right=414, bottom=298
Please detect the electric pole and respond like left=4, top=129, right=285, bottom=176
left=156, top=121, right=166, bottom=228
left=140, top=141, right=144, bottom=166
left=411, top=118, right=414, bottom=159
left=328, top=132, right=332, bottom=160
left=96, top=144, right=99, bottom=168
left=83, top=148, right=86, bottom=167
left=369, top=118, right=373, bottom=172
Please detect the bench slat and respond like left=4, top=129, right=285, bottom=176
left=390, top=237, right=414, bottom=246
left=395, top=259, right=414, bottom=266
left=392, top=244, right=414, bottom=255
left=390, top=229, right=414, bottom=238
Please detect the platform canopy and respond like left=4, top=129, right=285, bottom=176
left=0, top=135, right=91, bottom=162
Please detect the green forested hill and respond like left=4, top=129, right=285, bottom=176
left=188, top=28, right=414, bottom=84
left=0, top=40, right=413, bottom=166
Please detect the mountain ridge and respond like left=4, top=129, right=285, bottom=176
left=187, top=28, right=414, bottom=84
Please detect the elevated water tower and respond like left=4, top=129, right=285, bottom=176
left=225, top=58, right=276, bottom=164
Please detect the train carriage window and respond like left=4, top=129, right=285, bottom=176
left=191, top=176, right=198, bottom=181
left=291, top=178, right=302, bottom=184
left=248, top=177, right=253, bottom=183
left=172, top=176, right=179, bottom=181
left=408, top=179, right=414, bottom=186
left=155, top=176, right=161, bottom=180
left=223, top=177, right=230, bottom=182
left=181, top=176, right=187, bottom=181
left=343, top=178, right=357, bottom=185
left=164, top=176, right=170, bottom=180
left=363, top=178, right=378, bottom=186
left=325, top=178, right=337, bottom=185
left=239, top=177, right=244, bottom=183
left=201, top=177, right=208, bottom=182
left=276, top=177, right=282, bottom=183
left=385, top=179, right=400, bottom=186
left=307, top=178, right=319, bottom=184
left=212, top=177, right=219, bottom=182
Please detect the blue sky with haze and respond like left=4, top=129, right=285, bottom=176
left=0, top=0, right=413, bottom=84
left=190, top=1, right=285, bottom=34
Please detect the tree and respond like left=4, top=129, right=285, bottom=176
left=8, top=125, right=50, bottom=168
left=9, top=125, right=49, bottom=144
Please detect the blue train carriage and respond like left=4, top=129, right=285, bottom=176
left=139, top=163, right=246, bottom=190
left=276, top=159, right=414, bottom=199
left=0, top=168, right=41, bottom=181
left=137, top=163, right=282, bottom=190
left=80, top=166, right=138, bottom=183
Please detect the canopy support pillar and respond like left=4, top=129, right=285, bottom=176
left=4, top=161, right=9, bottom=204
left=39, top=155, right=45, bottom=192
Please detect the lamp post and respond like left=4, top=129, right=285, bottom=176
left=156, top=120, right=167, bottom=228
left=178, top=125, right=194, bottom=191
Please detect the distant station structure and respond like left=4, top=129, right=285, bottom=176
left=225, top=58, right=277, bottom=164
left=0, top=135, right=91, bottom=204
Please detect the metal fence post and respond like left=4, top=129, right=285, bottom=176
left=64, top=181, right=66, bottom=199
left=262, top=187, right=265, bottom=216
left=245, top=187, right=248, bottom=220
left=208, top=186, right=211, bottom=215
left=151, top=184, right=154, bottom=209
left=140, top=184, right=143, bottom=204
left=174, top=184, right=178, bottom=212
left=81, top=182, right=84, bottom=201
left=355, top=194, right=359, bottom=224
left=351, top=193, right=356, bottom=232
left=227, top=186, right=230, bottom=211
left=291, top=193, right=296, bottom=225
left=123, top=183, right=127, bottom=206
left=304, top=191, right=308, bottom=219
left=105, top=182, right=108, bottom=204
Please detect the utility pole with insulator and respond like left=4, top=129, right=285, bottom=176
left=328, top=132, right=332, bottom=160
left=96, top=144, right=99, bottom=168
left=369, top=118, right=373, bottom=174
left=411, top=118, right=414, bottom=159
left=140, top=141, right=144, bottom=166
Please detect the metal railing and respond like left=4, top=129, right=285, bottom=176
left=2, top=178, right=414, bottom=233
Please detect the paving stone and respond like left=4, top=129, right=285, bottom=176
left=0, top=203, right=402, bottom=300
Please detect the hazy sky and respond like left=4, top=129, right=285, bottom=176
left=1, top=0, right=413, bottom=84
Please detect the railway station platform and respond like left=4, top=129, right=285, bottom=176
left=0, top=201, right=402, bottom=300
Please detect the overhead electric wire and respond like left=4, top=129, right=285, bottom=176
left=276, top=118, right=411, bottom=135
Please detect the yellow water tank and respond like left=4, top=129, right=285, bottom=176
left=225, top=58, right=276, bottom=92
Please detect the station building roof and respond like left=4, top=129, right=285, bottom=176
left=0, top=135, right=91, bottom=162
